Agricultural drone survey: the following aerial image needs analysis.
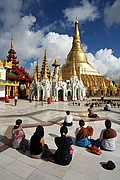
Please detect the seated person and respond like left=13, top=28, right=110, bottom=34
left=99, top=119, right=117, bottom=151
left=88, top=103, right=99, bottom=118
left=53, top=126, right=73, bottom=165
left=75, top=120, right=93, bottom=147
left=104, top=101, right=111, bottom=111
left=12, top=119, right=28, bottom=152
left=30, top=125, right=52, bottom=159
left=63, top=110, right=73, bottom=126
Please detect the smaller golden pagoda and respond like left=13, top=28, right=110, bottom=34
left=41, top=49, right=51, bottom=80
left=34, top=58, right=41, bottom=82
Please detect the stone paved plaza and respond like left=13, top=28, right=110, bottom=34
left=0, top=99, right=120, bottom=180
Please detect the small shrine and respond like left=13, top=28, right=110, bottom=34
left=6, top=38, right=33, bottom=98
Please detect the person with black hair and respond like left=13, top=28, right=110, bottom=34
left=30, top=125, right=52, bottom=159
left=53, top=126, right=73, bottom=165
left=104, top=101, right=111, bottom=111
left=75, top=119, right=93, bottom=147
left=88, top=103, right=99, bottom=118
left=99, top=119, right=117, bottom=151
left=63, top=110, right=73, bottom=126
left=12, top=119, right=28, bottom=152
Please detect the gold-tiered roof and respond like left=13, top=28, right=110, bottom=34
left=61, top=18, right=100, bottom=80
left=41, top=49, right=51, bottom=80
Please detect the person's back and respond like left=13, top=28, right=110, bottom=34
left=76, top=120, right=91, bottom=147
left=88, top=107, right=94, bottom=115
left=30, top=133, right=42, bottom=156
left=30, top=125, right=52, bottom=159
left=88, top=104, right=99, bottom=118
left=104, top=102, right=111, bottom=111
left=54, top=126, right=73, bottom=165
left=100, top=119, right=117, bottom=151
left=12, top=127, right=25, bottom=149
left=12, top=119, right=28, bottom=152
left=64, top=110, right=73, bottom=126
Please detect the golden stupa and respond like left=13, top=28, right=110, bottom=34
left=61, top=18, right=117, bottom=96
left=62, top=18, right=100, bottom=80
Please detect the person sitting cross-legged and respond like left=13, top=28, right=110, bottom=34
left=75, top=120, right=94, bottom=148
left=30, top=126, right=53, bottom=159
left=63, top=110, right=73, bottom=126
left=12, top=119, right=28, bottom=152
left=104, top=101, right=111, bottom=111
left=52, top=126, right=73, bottom=165
left=88, top=103, right=99, bottom=118
left=97, top=119, right=117, bottom=151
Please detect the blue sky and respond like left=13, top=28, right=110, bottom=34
left=0, top=0, right=120, bottom=82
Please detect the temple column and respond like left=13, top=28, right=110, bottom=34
left=13, top=86, right=15, bottom=95
left=72, top=86, right=75, bottom=100
left=26, top=82, right=29, bottom=95
left=74, top=88, right=77, bottom=100
left=78, top=88, right=81, bottom=100
left=56, top=89, right=58, bottom=101
left=37, top=88, right=40, bottom=101
left=6, top=86, right=9, bottom=96
left=8, top=86, right=11, bottom=96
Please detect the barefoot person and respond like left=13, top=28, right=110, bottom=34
left=53, top=126, right=73, bottom=165
left=63, top=110, right=73, bottom=126
left=12, top=119, right=28, bottom=152
left=30, top=126, right=52, bottom=159
left=104, top=101, right=111, bottom=111
left=75, top=120, right=93, bottom=148
left=88, top=103, right=99, bottom=118
left=99, top=119, right=117, bottom=151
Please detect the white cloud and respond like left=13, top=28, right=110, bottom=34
left=86, top=48, right=120, bottom=82
left=0, top=0, right=22, bottom=31
left=63, top=0, right=100, bottom=23
left=104, top=0, right=120, bottom=26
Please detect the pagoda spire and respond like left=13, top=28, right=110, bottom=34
left=11, top=37, right=14, bottom=50
left=44, top=49, right=47, bottom=59
left=61, top=18, right=100, bottom=80
left=7, top=38, right=19, bottom=69
left=34, top=58, right=41, bottom=82
left=41, top=49, right=51, bottom=80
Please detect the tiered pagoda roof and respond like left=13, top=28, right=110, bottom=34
left=6, top=38, right=33, bottom=82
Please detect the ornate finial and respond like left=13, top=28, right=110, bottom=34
left=11, top=37, right=14, bottom=50
left=110, top=78, right=113, bottom=87
left=75, top=17, right=79, bottom=24
left=44, top=49, right=47, bottom=59
left=37, top=58, right=39, bottom=66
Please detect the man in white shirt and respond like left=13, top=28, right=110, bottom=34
left=63, top=110, right=73, bottom=126
left=104, top=102, right=111, bottom=111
